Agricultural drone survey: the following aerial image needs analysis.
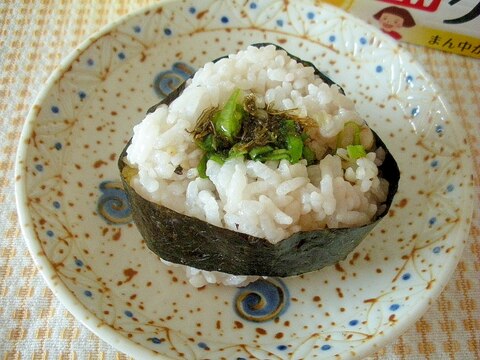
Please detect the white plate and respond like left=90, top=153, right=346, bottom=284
left=15, top=0, right=474, bottom=359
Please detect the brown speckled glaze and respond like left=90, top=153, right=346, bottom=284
left=15, top=1, right=474, bottom=359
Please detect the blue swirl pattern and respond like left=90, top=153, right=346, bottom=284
left=97, top=180, right=132, bottom=224
left=153, top=62, right=195, bottom=98
left=234, top=279, right=289, bottom=322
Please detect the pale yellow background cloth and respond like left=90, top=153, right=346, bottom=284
left=1, top=1, right=479, bottom=359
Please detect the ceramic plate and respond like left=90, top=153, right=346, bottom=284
left=15, top=0, right=474, bottom=359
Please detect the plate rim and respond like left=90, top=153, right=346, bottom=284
left=14, top=1, right=180, bottom=359
left=14, top=0, right=475, bottom=359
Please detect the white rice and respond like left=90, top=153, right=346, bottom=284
left=126, top=45, right=389, bottom=287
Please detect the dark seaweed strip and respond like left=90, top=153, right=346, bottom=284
left=119, top=130, right=398, bottom=276
left=118, top=43, right=400, bottom=277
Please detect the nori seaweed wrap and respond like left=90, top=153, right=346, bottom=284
left=119, top=44, right=400, bottom=278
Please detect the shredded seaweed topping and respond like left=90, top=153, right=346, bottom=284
left=190, top=89, right=318, bottom=177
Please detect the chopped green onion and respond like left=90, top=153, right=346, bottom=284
left=286, top=134, right=303, bottom=163
left=197, top=154, right=208, bottom=178
left=258, top=148, right=291, bottom=162
left=213, top=88, right=243, bottom=142
left=208, top=153, right=225, bottom=164
left=196, top=134, right=216, bottom=152
left=347, top=144, right=366, bottom=160
left=354, top=129, right=360, bottom=145
left=302, top=145, right=316, bottom=165
left=228, top=146, right=248, bottom=160
left=277, top=119, right=305, bottom=164
left=249, top=145, right=273, bottom=160
left=337, top=121, right=362, bottom=149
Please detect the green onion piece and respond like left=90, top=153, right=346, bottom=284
left=196, top=134, right=216, bottom=152
left=259, top=148, right=291, bottom=162
left=249, top=145, right=273, bottom=160
left=303, top=145, right=316, bottom=165
left=197, top=154, right=208, bottom=178
left=337, top=121, right=362, bottom=149
left=286, top=134, right=303, bottom=163
left=354, top=128, right=361, bottom=146
left=208, top=153, right=225, bottom=165
left=214, top=89, right=244, bottom=142
left=227, top=145, right=247, bottom=160
left=347, top=144, right=366, bottom=160
left=278, top=119, right=304, bottom=163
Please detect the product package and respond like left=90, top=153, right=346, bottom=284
left=324, top=0, right=480, bottom=58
